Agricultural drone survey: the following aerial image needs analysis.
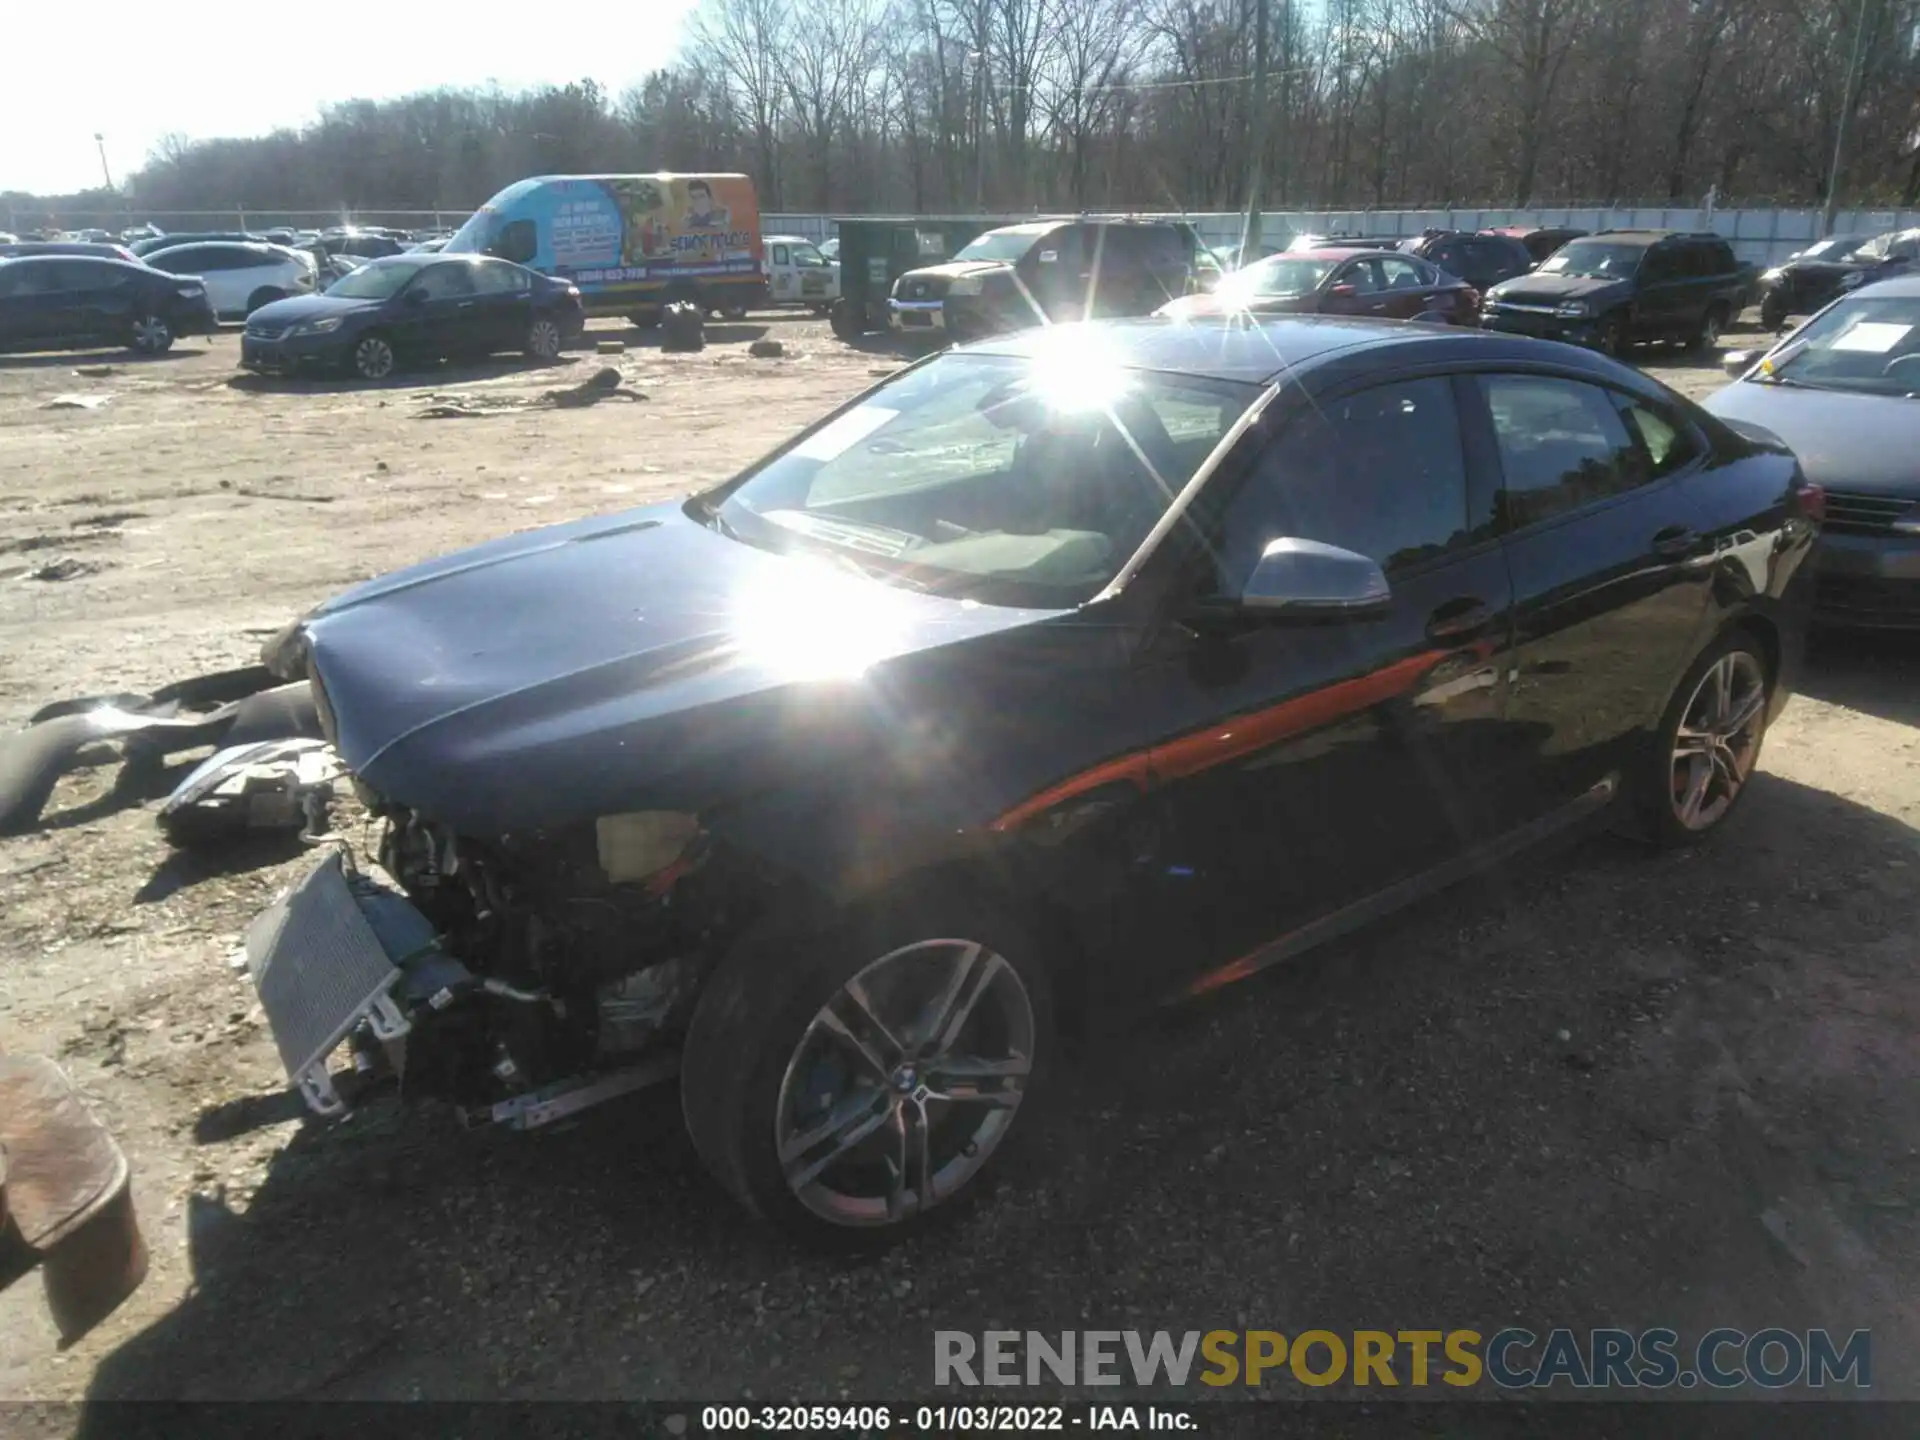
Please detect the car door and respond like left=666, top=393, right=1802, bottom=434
left=1463, top=370, right=1716, bottom=828
left=1320, top=257, right=1389, bottom=316
left=469, top=259, right=534, bottom=352
left=0, top=261, right=77, bottom=348
left=1632, top=241, right=1691, bottom=339
left=1131, top=372, right=1513, bottom=990
left=392, top=260, right=482, bottom=355
left=1027, top=225, right=1089, bottom=319
left=59, top=260, right=134, bottom=340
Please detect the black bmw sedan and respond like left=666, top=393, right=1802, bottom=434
left=240, top=253, right=584, bottom=380
left=246, top=317, right=1818, bottom=1242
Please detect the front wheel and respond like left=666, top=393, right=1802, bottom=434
left=828, top=298, right=866, bottom=341
left=1630, top=632, right=1772, bottom=847
left=1690, top=303, right=1728, bottom=352
left=1595, top=311, right=1629, bottom=359
left=349, top=333, right=396, bottom=381
left=1759, top=294, right=1789, bottom=331
left=681, top=897, right=1051, bottom=1246
left=127, top=314, right=173, bottom=355
left=524, top=316, right=564, bottom=360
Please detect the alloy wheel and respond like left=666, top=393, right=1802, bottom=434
left=1670, top=650, right=1766, bottom=832
left=774, top=939, right=1035, bottom=1227
left=353, top=336, right=395, bottom=380
left=130, top=315, right=171, bottom=354
left=1699, top=311, right=1724, bottom=348
left=528, top=318, right=563, bottom=359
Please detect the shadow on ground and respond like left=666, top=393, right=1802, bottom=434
left=225, top=354, right=574, bottom=395
left=1800, top=629, right=1920, bottom=728
left=74, top=713, right=1920, bottom=1407
left=0, top=348, right=207, bottom=371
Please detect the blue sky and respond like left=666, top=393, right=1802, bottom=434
left=2, top=0, right=699, bottom=196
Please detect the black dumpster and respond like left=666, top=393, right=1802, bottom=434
left=828, top=215, right=1038, bottom=340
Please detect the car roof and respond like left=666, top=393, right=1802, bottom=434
left=961, top=315, right=1542, bottom=385
left=1283, top=247, right=1390, bottom=261
left=1585, top=229, right=1710, bottom=246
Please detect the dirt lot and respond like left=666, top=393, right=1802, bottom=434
left=0, top=314, right=1916, bottom=1411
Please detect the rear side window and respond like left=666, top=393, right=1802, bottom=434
left=1216, top=377, right=1478, bottom=584
left=1615, top=399, right=1701, bottom=477
left=53, top=261, right=124, bottom=291
left=492, top=220, right=537, bottom=265
left=1479, top=375, right=1652, bottom=528
left=471, top=261, right=531, bottom=295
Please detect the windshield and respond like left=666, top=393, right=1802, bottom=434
left=325, top=260, right=423, bottom=299
left=1798, top=237, right=1866, bottom=264
left=1761, top=294, right=1920, bottom=396
left=443, top=210, right=493, bottom=255
left=952, top=230, right=1043, bottom=263
left=704, top=349, right=1257, bottom=607
left=1223, top=256, right=1337, bottom=300
left=1537, top=241, right=1643, bottom=279
left=790, top=242, right=827, bottom=268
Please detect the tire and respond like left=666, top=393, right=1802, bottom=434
left=1759, top=294, right=1789, bottom=331
left=1595, top=311, right=1629, bottom=359
left=127, top=314, right=173, bottom=356
left=829, top=298, right=866, bottom=341
left=1628, top=630, right=1773, bottom=848
left=349, top=332, right=396, bottom=381
left=245, top=288, right=285, bottom=315
left=1689, top=303, right=1729, bottom=352
left=681, top=890, right=1053, bottom=1247
left=524, top=316, right=565, bottom=360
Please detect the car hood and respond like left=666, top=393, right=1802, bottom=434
left=1704, top=381, right=1920, bottom=496
left=249, top=292, right=380, bottom=326
left=1487, top=272, right=1626, bottom=305
left=296, top=502, right=1060, bottom=834
left=904, top=260, right=1011, bottom=283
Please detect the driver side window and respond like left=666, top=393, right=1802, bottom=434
left=1210, top=378, right=1479, bottom=592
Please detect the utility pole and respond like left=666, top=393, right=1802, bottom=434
left=1242, top=0, right=1272, bottom=257
left=1821, top=0, right=1872, bottom=237
left=93, top=133, right=114, bottom=192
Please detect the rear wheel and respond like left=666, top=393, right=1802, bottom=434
left=127, top=314, right=173, bottom=356
left=349, top=333, right=396, bottom=381
left=682, top=894, right=1051, bottom=1246
left=524, top=316, right=564, bottom=360
left=1630, top=631, right=1772, bottom=847
left=1759, top=294, right=1789, bottom=331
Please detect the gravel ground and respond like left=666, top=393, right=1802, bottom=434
left=0, top=313, right=1915, bottom=1413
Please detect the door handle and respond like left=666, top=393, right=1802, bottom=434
left=1651, top=525, right=1699, bottom=560
left=1425, top=597, right=1494, bottom=643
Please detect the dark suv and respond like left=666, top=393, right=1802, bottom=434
left=888, top=220, right=1200, bottom=340
left=1481, top=230, right=1755, bottom=356
left=1399, top=230, right=1533, bottom=292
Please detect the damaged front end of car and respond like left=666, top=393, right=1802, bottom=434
left=245, top=772, right=766, bottom=1128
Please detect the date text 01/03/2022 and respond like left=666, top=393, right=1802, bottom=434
left=695, top=1404, right=1197, bottom=1432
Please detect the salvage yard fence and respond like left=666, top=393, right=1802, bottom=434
left=14, top=204, right=1920, bottom=270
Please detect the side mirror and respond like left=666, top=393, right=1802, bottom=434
left=1237, top=538, right=1391, bottom=619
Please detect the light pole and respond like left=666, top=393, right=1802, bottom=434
left=94, top=133, right=115, bottom=192
left=1242, top=0, right=1271, bottom=258
left=1820, top=0, right=1872, bottom=237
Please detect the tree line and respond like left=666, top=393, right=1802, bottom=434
left=11, top=0, right=1920, bottom=223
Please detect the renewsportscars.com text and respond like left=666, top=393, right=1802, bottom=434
left=933, top=1328, right=1871, bottom=1391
